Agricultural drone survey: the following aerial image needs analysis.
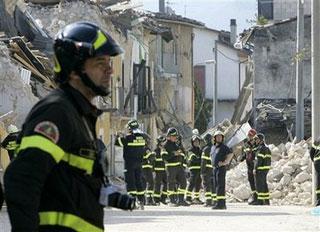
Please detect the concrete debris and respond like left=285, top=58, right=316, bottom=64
left=0, top=42, right=38, bottom=126
left=226, top=140, right=313, bottom=205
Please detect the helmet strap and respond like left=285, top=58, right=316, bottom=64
left=78, top=71, right=110, bottom=96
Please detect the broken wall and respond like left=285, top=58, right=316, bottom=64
left=0, top=42, right=38, bottom=127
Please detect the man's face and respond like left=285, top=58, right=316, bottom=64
left=169, top=135, right=177, bottom=142
left=215, top=135, right=223, bottom=143
left=248, top=135, right=255, bottom=142
left=83, top=55, right=113, bottom=95
left=193, top=139, right=200, bottom=147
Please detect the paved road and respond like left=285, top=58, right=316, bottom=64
left=1, top=204, right=319, bottom=232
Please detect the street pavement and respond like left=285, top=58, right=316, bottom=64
left=1, top=203, right=319, bottom=232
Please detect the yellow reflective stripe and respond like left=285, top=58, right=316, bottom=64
left=161, top=151, right=168, bottom=155
left=142, top=165, right=153, bottom=169
left=202, top=156, right=211, bottom=160
left=189, top=166, right=201, bottom=170
left=144, top=152, right=154, bottom=159
left=61, top=154, right=94, bottom=175
left=183, top=163, right=187, bottom=167
left=316, top=189, right=320, bottom=194
left=216, top=196, right=226, bottom=200
left=257, top=153, right=265, bottom=158
left=154, top=168, right=165, bottom=171
left=39, top=212, right=102, bottom=232
left=312, top=144, right=320, bottom=150
left=127, top=142, right=146, bottom=146
left=206, top=164, right=213, bottom=168
left=165, top=162, right=181, bottom=167
left=178, top=188, right=186, bottom=194
left=136, top=191, right=145, bottom=195
left=128, top=191, right=137, bottom=195
left=93, top=30, right=107, bottom=50
left=117, top=137, right=123, bottom=147
left=155, top=158, right=163, bottom=161
left=188, top=153, right=196, bottom=161
left=314, top=156, right=320, bottom=161
left=153, top=193, right=161, bottom=198
left=264, top=154, right=272, bottom=158
left=18, top=135, right=65, bottom=163
left=54, top=55, right=61, bottom=73
left=257, top=166, right=271, bottom=170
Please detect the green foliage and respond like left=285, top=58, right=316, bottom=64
left=193, top=82, right=212, bottom=134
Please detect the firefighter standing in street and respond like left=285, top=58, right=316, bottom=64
left=4, top=21, right=127, bottom=231
left=163, top=128, right=189, bottom=207
left=253, top=133, right=271, bottom=205
left=239, top=128, right=258, bottom=204
left=142, top=146, right=156, bottom=205
left=186, top=135, right=203, bottom=204
left=1, top=124, right=20, bottom=160
left=201, top=133, right=214, bottom=207
left=211, top=131, right=233, bottom=210
left=309, top=138, right=320, bottom=206
left=153, top=135, right=168, bottom=205
left=115, top=119, right=146, bottom=209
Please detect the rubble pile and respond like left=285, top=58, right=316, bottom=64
left=0, top=42, right=38, bottom=125
left=26, top=1, right=121, bottom=41
left=226, top=140, right=313, bottom=205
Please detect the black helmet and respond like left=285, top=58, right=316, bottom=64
left=167, top=127, right=178, bottom=137
left=127, top=119, right=139, bottom=130
left=204, top=133, right=212, bottom=144
left=157, top=135, right=166, bottom=144
left=53, top=21, right=123, bottom=95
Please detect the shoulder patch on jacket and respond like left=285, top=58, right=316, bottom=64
left=34, top=121, right=60, bottom=143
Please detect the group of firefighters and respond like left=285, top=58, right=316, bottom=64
left=114, top=120, right=280, bottom=210
left=0, top=21, right=319, bottom=231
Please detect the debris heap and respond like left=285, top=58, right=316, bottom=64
left=226, top=140, right=312, bottom=205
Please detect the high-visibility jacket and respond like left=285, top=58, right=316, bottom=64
left=255, top=144, right=272, bottom=171
left=201, top=143, right=213, bottom=174
left=4, top=84, right=105, bottom=232
left=310, top=144, right=320, bottom=163
left=188, top=146, right=202, bottom=170
left=154, top=147, right=166, bottom=172
left=142, top=149, right=155, bottom=169
left=1, top=132, right=19, bottom=159
left=115, top=133, right=146, bottom=163
left=163, top=140, right=185, bottom=167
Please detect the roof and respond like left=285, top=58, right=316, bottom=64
left=152, top=12, right=205, bottom=27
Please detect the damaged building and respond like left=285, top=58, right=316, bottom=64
left=241, top=16, right=311, bottom=144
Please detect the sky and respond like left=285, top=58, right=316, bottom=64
left=134, top=0, right=257, bottom=33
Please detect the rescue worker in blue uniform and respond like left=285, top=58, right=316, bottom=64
left=4, top=21, right=130, bottom=232
left=1, top=124, right=20, bottom=160
left=153, top=135, right=168, bottom=205
left=162, top=128, right=189, bottom=207
left=252, top=133, right=271, bottom=205
left=201, top=133, right=214, bottom=207
left=310, top=137, right=320, bottom=206
left=186, top=135, right=203, bottom=204
left=211, top=131, right=233, bottom=210
left=115, top=119, right=146, bottom=209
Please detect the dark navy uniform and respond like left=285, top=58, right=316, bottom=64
left=241, top=139, right=258, bottom=199
left=115, top=132, right=146, bottom=203
left=211, top=143, right=232, bottom=208
left=255, top=143, right=271, bottom=205
left=186, top=146, right=202, bottom=203
left=201, top=142, right=214, bottom=205
left=310, top=143, right=320, bottom=206
left=163, top=140, right=187, bottom=205
left=4, top=84, right=105, bottom=232
left=142, top=149, right=155, bottom=204
left=1, top=131, right=19, bottom=160
left=153, top=147, right=168, bottom=204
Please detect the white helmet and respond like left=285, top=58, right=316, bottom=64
left=192, top=128, right=199, bottom=135
left=213, top=130, right=224, bottom=137
left=7, top=124, right=18, bottom=133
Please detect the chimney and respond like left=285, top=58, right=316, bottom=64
left=159, top=0, right=165, bottom=13
left=230, top=19, right=237, bottom=45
